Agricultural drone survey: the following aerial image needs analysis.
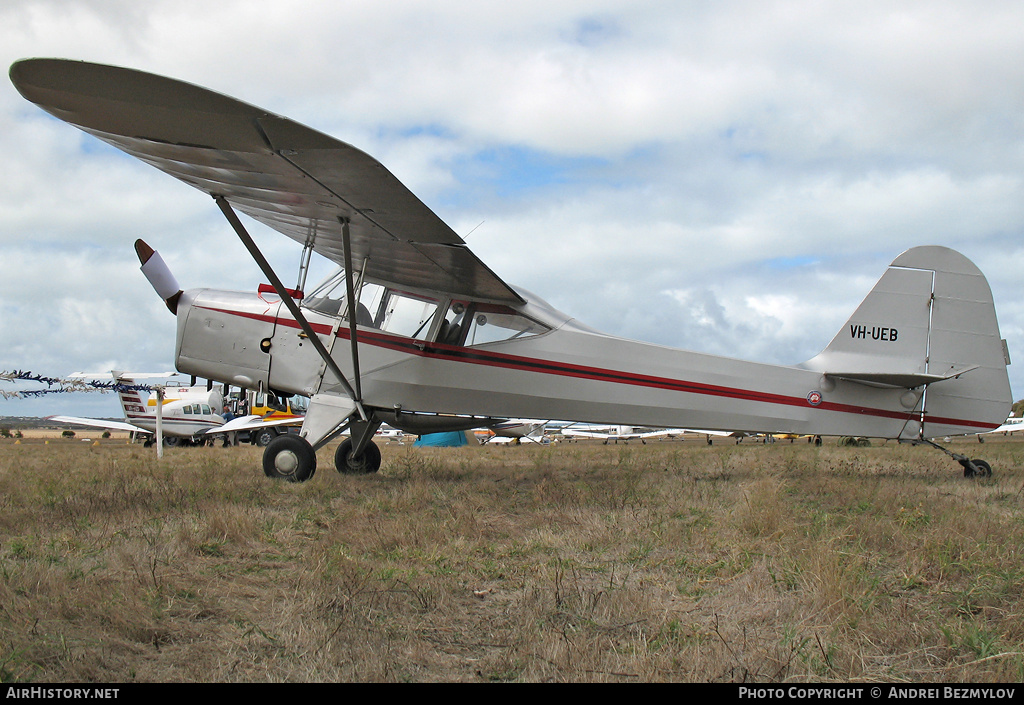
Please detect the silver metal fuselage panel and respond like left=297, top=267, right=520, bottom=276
left=176, top=289, right=278, bottom=391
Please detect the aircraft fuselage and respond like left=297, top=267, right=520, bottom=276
left=172, top=285, right=1000, bottom=442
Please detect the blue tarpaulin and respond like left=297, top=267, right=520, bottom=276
left=414, top=431, right=469, bottom=447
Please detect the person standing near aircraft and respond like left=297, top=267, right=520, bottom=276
left=221, top=404, right=238, bottom=447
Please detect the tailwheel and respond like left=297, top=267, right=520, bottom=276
left=335, top=438, right=381, bottom=474
left=962, top=458, right=993, bottom=479
left=263, top=434, right=317, bottom=482
left=915, top=438, right=995, bottom=480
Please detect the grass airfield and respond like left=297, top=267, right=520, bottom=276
left=1, top=434, right=1022, bottom=682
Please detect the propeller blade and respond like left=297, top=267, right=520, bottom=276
left=135, top=239, right=182, bottom=314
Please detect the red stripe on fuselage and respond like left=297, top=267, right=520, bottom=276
left=196, top=305, right=998, bottom=431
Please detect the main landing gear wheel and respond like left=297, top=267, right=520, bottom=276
left=263, top=434, right=317, bottom=482
left=335, top=438, right=381, bottom=474
left=963, top=458, right=993, bottom=479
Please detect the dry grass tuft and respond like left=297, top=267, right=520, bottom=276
left=1, top=435, right=1023, bottom=682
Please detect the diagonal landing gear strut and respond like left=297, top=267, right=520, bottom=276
left=215, top=196, right=383, bottom=481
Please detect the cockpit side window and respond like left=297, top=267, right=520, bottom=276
left=435, top=301, right=549, bottom=346
left=436, top=301, right=470, bottom=346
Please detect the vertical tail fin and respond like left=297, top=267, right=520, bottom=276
left=804, top=246, right=1011, bottom=437
left=112, top=371, right=149, bottom=421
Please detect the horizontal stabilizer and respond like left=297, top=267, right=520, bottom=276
left=822, top=365, right=979, bottom=389
left=46, top=415, right=146, bottom=433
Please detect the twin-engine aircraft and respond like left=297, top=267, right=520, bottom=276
left=11, top=59, right=1013, bottom=480
left=48, top=372, right=299, bottom=446
left=48, top=372, right=224, bottom=445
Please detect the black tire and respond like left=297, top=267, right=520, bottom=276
left=255, top=428, right=277, bottom=447
left=263, top=434, right=317, bottom=482
left=163, top=436, right=182, bottom=447
left=967, top=458, right=993, bottom=478
left=335, top=438, right=382, bottom=474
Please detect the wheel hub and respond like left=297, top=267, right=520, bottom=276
left=274, top=450, right=299, bottom=475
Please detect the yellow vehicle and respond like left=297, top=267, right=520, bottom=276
left=227, top=390, right=307, bottom=446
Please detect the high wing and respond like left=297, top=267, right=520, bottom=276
left=47, top=415, right=151, bottom=434
left=10, top=58, right=522, bottom=305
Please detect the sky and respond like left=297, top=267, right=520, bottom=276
left=1, top=0, right=1022, bottom=418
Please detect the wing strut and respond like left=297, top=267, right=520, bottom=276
left=296, top=222, right=317, bottom=292
left=213, top=196, right=367, bottom=420
left=341, top=218, right=362, bottom=402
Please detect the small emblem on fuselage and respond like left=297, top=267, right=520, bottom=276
left=807, top=390, right=822, bottom=406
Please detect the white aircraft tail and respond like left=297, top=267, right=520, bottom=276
left=67, top=370, right=173, bottom=421
left=110, top=371, right=150, bottom=420
left=804, top=246, right=1012, bottom=438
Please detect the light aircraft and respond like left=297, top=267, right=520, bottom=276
left=486, top=419, right=547, bottom=442
left=11, top=59, right=1013, bottom=480
left=49, top=372, right=302, bottom=446
left=478, top=432, right=547, bottom=445
left=476, top=419, right=548, bottom=444
left=560, top=424, right=678, bottom=444
left=48, top=372, right=231, bottom=446
left=683, top=428, right=752, bottom=444
left=375, top=424, right=407, bottom=444
left=981, top=414, right=1024, bottom=436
